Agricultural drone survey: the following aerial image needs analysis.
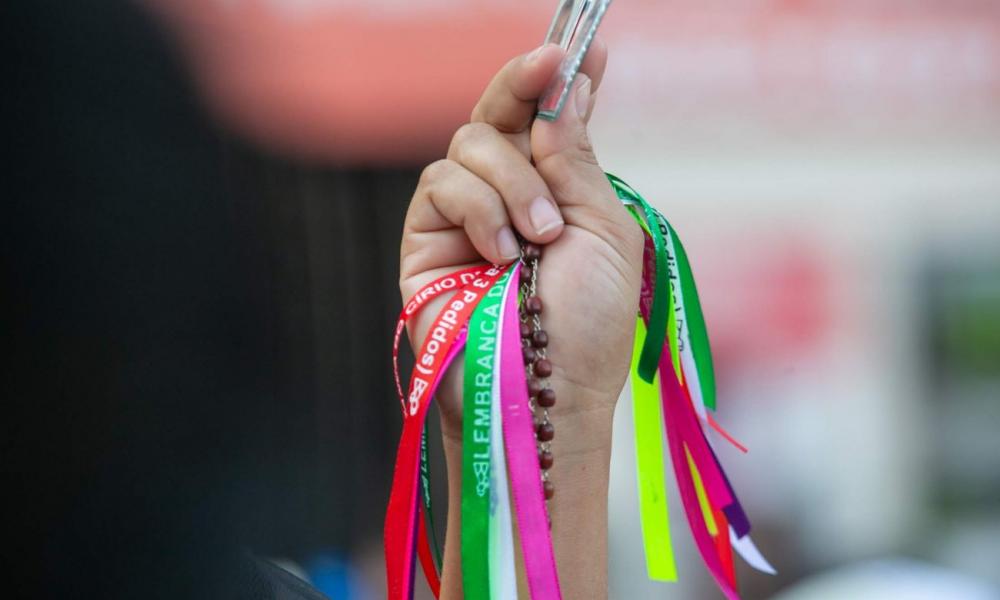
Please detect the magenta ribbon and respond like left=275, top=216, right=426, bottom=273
left=662, top=368, right=732, bottom=510
left=637, top=265, right=745, bottom=523
left=659, top=359, right=739, bottom=600
left=399, top=327, right=468, bottom=598
left=499, top=263, right=562, bottom=599
left=441, top=328, right=468, bottom=383
left=636, top=262, right=745, bottom=598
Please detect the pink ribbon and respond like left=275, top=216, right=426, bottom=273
left=638, top=265, right=735, bottom=514
left=659, top=358, right=740, bottom=600
left=637, top=262, right=742, bottom=598
left=499, top=263, right=562, bottom=599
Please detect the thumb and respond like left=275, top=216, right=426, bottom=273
left=530, top=74, right=638, bottom=252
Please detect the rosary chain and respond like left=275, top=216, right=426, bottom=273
left=519, top=245, right=554, bottom=521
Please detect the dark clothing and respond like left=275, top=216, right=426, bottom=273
left=4, top=0, right=328, bottom=597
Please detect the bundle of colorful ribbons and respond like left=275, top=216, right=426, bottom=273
left=385, top=174, right=774, bottom=599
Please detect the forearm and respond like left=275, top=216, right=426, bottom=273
left=438, top=384, right=616, bottom=600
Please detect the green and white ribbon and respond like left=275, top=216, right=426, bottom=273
left=488, top=272, right=519, bottom=599
left=462, top=268, right=514, bottom=598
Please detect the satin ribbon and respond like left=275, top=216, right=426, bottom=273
left=652, top=212, right=715, bottom=414
left=385, top=265, right=507, bottom=600
left=669, top=223, right=716, bottom=412
left=612, top=171, right=772, bottom=596
left=662, top=226, right=704, bottom=418
left=731, top=528, right=777, bottom=575
left=630, top=319, right=678, bottom=581
left=416, top=508, right=440, bottom=597
left=394, top=266, right=485, bottom=409
left=489, top=272, right=519, bottom=600
left=394, top=266, right=486, bottom=585
left=659, top=356, right=740, bottom=600
left=461, top=267, right=514, bottom=599
left=419, top=325, right=468, bottom=597
left=386, top=174, right=773, bottom=599
left=607, top=173, right=669, bottom=383
left=499, top=262, right=562, bottom=599
left=417, top=433, right=442, bottom=595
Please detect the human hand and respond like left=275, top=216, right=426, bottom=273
left=399, top=40, right=644, bottom=440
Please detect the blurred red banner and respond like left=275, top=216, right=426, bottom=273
left=151, top=0, right=1000, bottom=164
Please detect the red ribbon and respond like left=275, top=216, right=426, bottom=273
left=384, top=265, right=507, bottom=600
left=393, top=266, right=485, bottom=412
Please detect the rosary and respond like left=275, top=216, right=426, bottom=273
left=384, top=2, right=774, bottom=599
left=518, top=243, right=556, bottom=508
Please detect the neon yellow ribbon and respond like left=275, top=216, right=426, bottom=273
left=631, top=319, right=677, bottom=581
left=685, top=446, right=719, bottom=537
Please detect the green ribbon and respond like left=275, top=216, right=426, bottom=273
left=666, top=219, right=716, bottom=410
left=612, top=172, right=723, bottom=581
left=612, top=172, right=680, bottom=581
left=614, top=175, right=716, bottom=410
left=419, top=429, right=443, bottom=570
left=445, top=174, right=715, bottom=596
left=413, top=173, right=721, bottom=596
left=664, top=233, right=682, bottom=382
left=647, top=207, right=717, bottom=411
left=607, top=173, right=670, bottom=383
left=461, top=268, right=513, bottom=599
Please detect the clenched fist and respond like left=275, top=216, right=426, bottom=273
left=398, top=41, right=643, bottom=599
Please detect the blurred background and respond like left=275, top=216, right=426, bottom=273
left=143, top=0, right=1000, bottom=597
left=12, top=0, right=999, bottom=598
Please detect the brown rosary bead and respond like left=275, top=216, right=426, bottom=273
left=531, top=329, right=549, bottom=348
left=525, top=296, right=543, bottom=315
left=539, top=450, right=554, bottom=470
left=534, top=358, right=553, bottom=378
left=537, top=388, right=556, bottom=408
left=519, top=239, right=555, bottom=526
left=523, top=346, right=537, bottom=365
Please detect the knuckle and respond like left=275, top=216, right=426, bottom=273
left=450, top=122, right=494, bottom=158
left=491, top=163, right=520, bottom=191
left=419, top=159, right=452, bottom=186
left=474, top=185, right=504, bottom=213
left=451, top=122, right=481, bottom=148
left=462, top=190, right=504, bottom=235
left=469, top=100, right=491, bottom=125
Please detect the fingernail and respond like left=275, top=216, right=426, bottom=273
left=497, top=226, right=520, bottom=260
left=529, top=197, right=563, bottom=236
left=574, top=75, right=592, bottom=118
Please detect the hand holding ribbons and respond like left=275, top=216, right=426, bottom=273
left=390, top=40, right=773, bottom=600
left=400, top=40, right=644, bottom=436
left=397, top=40, right=644, bottom=600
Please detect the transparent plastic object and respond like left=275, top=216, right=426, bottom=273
left=537, top=0, right=612, bottom=121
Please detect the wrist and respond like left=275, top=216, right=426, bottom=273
left=437, top=380, right=617, bottom=599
